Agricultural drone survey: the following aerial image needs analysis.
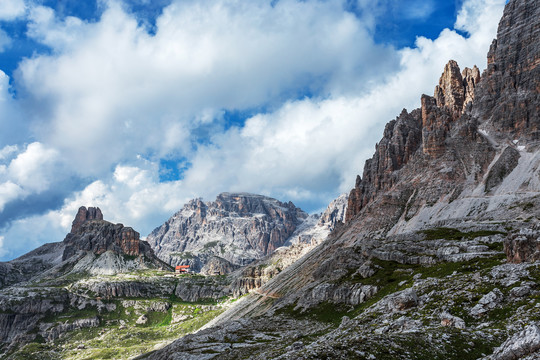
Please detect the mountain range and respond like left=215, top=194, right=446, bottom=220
left=1, top=0, right=539, bottom=359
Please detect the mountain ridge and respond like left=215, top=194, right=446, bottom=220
left=143, top=0, right=540, bottom=358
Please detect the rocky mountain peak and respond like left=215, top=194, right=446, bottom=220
left=317, top=193, right=348, bottom=229
left=434, top=60, right=480, bottom=117
left=422, top=60, right=481, bottom=158
left=62, top=207, right=164, bottom=270
left=146, top=193, right=308, bottom=271
left=462, top=65, right=481, bottom=109
left=70, top=206, right=103, bottom=233
left=434, top=60, right=465, bottom=116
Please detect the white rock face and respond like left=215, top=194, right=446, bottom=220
left=487, top=324, right=540, bottom=360
left=146, top=192, right=349, bottom=273
left=287, top=193, right=349, bottom=246
left=146, top=193, right=309, bottom=271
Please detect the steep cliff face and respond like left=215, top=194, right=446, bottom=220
left=346, top=108, right=423, bottom=222
left=59, top=207, right=169, bottom=275
left=229, top=193, right=349, bottom=296
left=346, top=58, right=489, bottom=222
left=64, top=220, right=150, bottom=260
left=473, top=0, right=540, bottom=140
left=146, top=193, right=308, bottom=271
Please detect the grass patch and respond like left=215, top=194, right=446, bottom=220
left=203, top=241, right=219, bottom=250
left=170, top=252, right=195, bottom=259
left=420, top=227, right=505, bottom=241
left=276, top=301, right=350, bottom=325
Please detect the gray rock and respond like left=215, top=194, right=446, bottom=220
left=136, top=314, right=148, bottom=325
left=470, top=288, right=504, bottom=317
left=440, top=312, right=466, bottom=329
left=146, top=193, right=309, bottom=271
left=485, top=146, right=520, bottom=192
left=44, top=317, right=100, bottom=342
left=487, top=324, right=540, bottom=360
left=510, top=286, right=531, bottom=298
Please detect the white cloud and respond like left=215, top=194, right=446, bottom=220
left=26, top=6, right=85, bottom=50
left=0, top=145, right=18, bottom=160
left=0, top=142, right=64, bottom=213
left=17, top=0, right=397, bottom=177
left=7, top=142, right=60, bottom=193
left=0, top=236, right=6, bottom=258
left=455, top=0, right=505, bottom=45
left=42, top=163, right=189, bottom=235
left=0, top=181, right=24, bottom=212
left=0, top=0, right=25, bottom=21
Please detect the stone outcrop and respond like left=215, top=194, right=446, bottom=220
left=297, top=283, right=378, bottom=308
left=485, top=146, right=521, bottom=192
left=71, top=206, right=103, bottom=233
left=64, top=221, right=153, bottom=260
left=423, top=61, right=481, bottom=158
left=146, top=193, right=308, bottom=271
left=200, top=256, right=240, bottom=276
left=61, top=207, right=170, bottom=273
left=470, top=288, right=504, bottom=317
left=473, top=0, right=540, bottom=140
left=346, top=109, right=423, bottom=222
left=504, top=227, right=540, bottom=263
left=486, top=324, right=540, bottom=360
left=434, top=61, right=480, bottom=117
left=44, top=317, right=100, bottom=342
left=440, top=312, right=466, bottom=329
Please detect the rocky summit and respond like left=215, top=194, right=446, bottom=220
left=146, top=193, right=309, bottom=272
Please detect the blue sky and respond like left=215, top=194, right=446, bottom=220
left=0, top=0, right=506, bottom=261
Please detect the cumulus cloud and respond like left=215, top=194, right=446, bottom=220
left=17, top=0, right=397, bottom=177
left=0, top=181, right=24, bottom=212
left=0, top=0, right=26, bottom=21
left=0, top=142, right=74, bottom=224
left=26, top=6, right=86, bottom=50
left=7, top=142, right=60, bottom=192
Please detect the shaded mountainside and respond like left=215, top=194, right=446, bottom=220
left=146, top=192, right=309, bottom=271
left=145, top=0, right=540, bottom=359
